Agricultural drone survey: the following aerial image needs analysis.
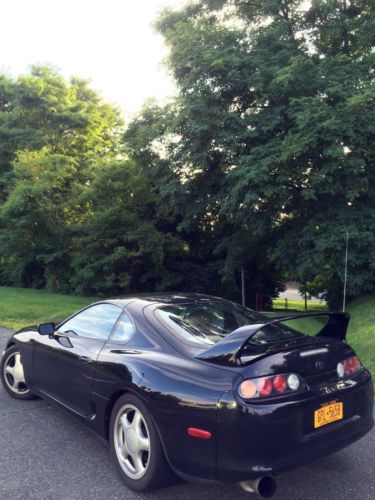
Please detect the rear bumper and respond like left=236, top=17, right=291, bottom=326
left=216, top=369, right=374, bottom=482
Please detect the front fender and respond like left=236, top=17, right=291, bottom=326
left=3, top=329, right=37, bottom=387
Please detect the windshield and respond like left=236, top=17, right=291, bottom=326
left=155, top=301, right=303, bottom=346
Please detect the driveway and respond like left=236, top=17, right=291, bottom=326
left=0, top=327, right=374, bottom=500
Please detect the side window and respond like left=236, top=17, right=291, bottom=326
left=58, top=304, right=122, bottom=341
left=110, top=312, right=135, bottom=343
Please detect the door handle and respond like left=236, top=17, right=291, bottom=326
left=78, top=355, right=93, bottom=364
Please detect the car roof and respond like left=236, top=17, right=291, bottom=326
left=106, top=292, right=225, bottom=307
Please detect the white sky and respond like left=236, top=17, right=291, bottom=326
left=0, top=0, right=188, bottom=118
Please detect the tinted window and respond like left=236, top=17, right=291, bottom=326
left=110, top=312, right=135, bottom=342
left=156, top=302, right=303, bottom=345
left=58, top=304, right=121, bottom=340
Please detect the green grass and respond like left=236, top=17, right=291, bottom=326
left=272, top=298, right=328, bottom=311
left=342, top=296, right=375, bottom=379
left=269, top=295, right=375, bottom=378
left=0, top=286, right=374, bottom=377
left=0, top=286, right=95, bottom=330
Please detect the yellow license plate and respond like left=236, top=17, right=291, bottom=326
left=314, top=402, right=343, bottom=429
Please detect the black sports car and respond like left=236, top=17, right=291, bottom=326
left=1, top=294, right=373, bottom=497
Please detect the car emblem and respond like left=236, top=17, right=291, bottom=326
left=315, top=360, right=325, bottom=370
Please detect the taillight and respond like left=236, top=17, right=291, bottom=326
left=238, top=379, right=258, bottom=399
left=337, top=356, right=361, bottom=378
left=258, top=377, right=273, bottom=396
left=238, top=373, right=302, bottom=400
left=337, top=362, right=345, bottom=378
left=273, top=375, right=287, bottom=393
left=287, top=373, right=300, bottom=390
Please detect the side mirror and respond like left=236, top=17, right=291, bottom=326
left=38, top=322, right=56, bottom=336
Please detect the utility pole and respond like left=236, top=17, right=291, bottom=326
left=241, top=267, right=246, bottom=306
left=343, top=232, right=349, bottom=312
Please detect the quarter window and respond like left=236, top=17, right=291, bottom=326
left=57, top=304, right=122, bottom=340
left=110, top=312, right=135, bottom=342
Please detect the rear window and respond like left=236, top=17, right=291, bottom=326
left=155, top=301, right=303, bottom=346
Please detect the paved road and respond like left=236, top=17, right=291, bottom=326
left=0, top=327, right=374, bottom=500
left=278, top=286, right=323, bottom=303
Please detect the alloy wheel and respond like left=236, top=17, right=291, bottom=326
left=3, top=351, right=29, bottom=395
left=114, top=403, right=151, bottom=480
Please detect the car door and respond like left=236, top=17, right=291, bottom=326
left=32, top=303, right=122, bottom=416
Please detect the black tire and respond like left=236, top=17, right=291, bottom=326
left=0, top=345, right=36, bottom=400
left=109, top=393, right=175, bottom=491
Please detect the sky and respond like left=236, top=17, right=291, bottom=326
left=0, top=0, right=187, bottom=117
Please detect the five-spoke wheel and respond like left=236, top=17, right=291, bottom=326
left=0, top=345, right=35, bottom=400
left=109, top=394, right=174, bottom=491
left=114, top=404, right=151, bottom=479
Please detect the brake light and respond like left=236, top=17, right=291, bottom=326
left=339, top=356, right=361, bottom=377
left=258, top=377, right=273, bottom=396
left=273, top=375, right=287, bottom=393
left=238, top=373, right=302, bottom=400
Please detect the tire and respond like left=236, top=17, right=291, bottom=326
left=109, top=393, right=175, bottom=491
left=0, top=345, right=36, bottom=400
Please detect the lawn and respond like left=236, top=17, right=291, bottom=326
left=268, top=295, right=375, bottom=378
left=272, top=297, right=327, bottom=311
left=0, top=286, right=95, bottom=330
left=0, top=287, right=373, bottom=378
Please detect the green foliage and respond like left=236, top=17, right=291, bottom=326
left=0, top=149, right=78, bottom=289
left=0, top=65, right=122, bottom=199
left=149, top=0, right=375, bottom=307
left=1, top=2, right=374, bottom=309
left=69, top=160, right=187, bottom=296
left=0, top=66, right=125, bottom=293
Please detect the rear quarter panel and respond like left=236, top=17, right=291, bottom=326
left=137, top=352, right=235, bottom=481
left=93, top=327, right=237, bottom=482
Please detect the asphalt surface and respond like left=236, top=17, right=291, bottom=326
left=278, top=285, right=322, bottom=303
left=0, top=326, right=374, bottom=500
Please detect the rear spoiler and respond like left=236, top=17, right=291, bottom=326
left=195, top=312, right=350, bottom=367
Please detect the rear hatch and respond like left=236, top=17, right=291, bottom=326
left=239, top=335, right=354, bottom=381
left=196, top=312, right=351, bottom=371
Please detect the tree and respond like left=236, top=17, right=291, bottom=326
left=152, top=0, right=375, bottom=307
left=0, top=67, right=125, bottom=291
left=0, top=149, right=79, bottom=289
left=69, top=160, right=187, bottom=296
left=0, top=65, right=123, bottom=200
left=125, top=100, right=286, bottom=307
